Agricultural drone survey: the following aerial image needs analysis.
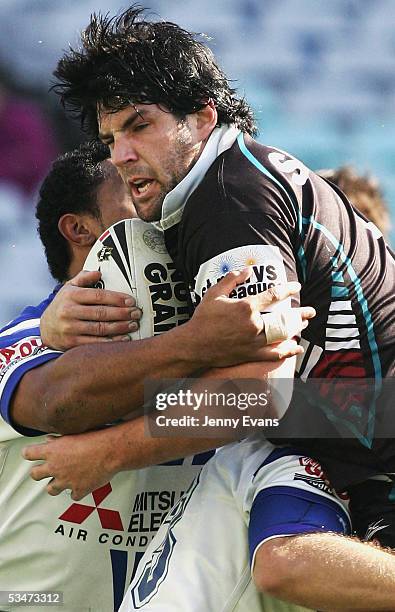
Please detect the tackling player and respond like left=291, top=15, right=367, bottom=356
left=1, top=142, right=310, bottom=610
left=34, top=7, right=395, bottom=609
left=22, top=148, right=349, bottom=612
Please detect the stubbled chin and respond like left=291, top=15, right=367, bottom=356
left=133, top=201, right=162, bottom=222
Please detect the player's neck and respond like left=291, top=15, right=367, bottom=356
left=68, top=248, right=90, bottom=279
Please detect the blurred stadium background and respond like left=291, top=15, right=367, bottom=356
left=1, top=0, right=395, bottom=326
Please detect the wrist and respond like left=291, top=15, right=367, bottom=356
left=39, top=315, right=51, bottom=348
left=167, top=320, right=210, bottom=370
left=94, top=425, right=127, bottom=475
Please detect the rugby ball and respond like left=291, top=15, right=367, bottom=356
left=83, top=219, right=190, bottom=339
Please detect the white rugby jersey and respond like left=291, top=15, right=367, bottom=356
left=0, top=226, right=212, bottom=612
left=0, top=431, right=211, bottom=611
left=120, top=436, right=350, bottom=612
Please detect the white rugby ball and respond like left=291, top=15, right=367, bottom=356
left=84, top=219, right=190, bottom=339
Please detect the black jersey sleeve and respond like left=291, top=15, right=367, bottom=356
left=177, top=139, right=305, bottom=306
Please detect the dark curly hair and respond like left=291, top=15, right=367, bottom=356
left=36, top=141, right=109, bottom=283
left=53, top=5, right=256, bottom=136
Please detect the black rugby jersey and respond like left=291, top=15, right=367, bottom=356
left=164, top=133, right=395, bottom=490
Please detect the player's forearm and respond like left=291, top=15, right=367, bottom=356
left=13, top=322, right=209, bottom=435
left=50, top=323, right=211, bottom=432
left=44, top=332, right=296, bottom=435
left=254, top=533, right=395, bottom=610
left=100, top=417, right=225, bottom=473
left=24, top=416, right=226, bottom=501
left=23, top=359, right=298, bottom=498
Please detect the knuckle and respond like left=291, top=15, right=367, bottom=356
left=95, top=306, right=106, bottom=321
left=67, top=285, right=78, bottom=299
left=266, top=286, right=281, bottom=302
left=61, top=320, right=72, bottom=334
left=95, top=321, right=106, bottom=337
left=94, top=288, right=104, bottom=303
left=58, top=304, right=68, bottom=319
left=239, top=299, right=253, bottom=317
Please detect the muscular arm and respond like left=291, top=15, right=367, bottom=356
left=13, top=324, right=210, bottom=434
left=254, top=533, right=395, bottom=611
left=24, top=356, right=294, bottom=499
left=24, top=416, right=225, bottom=499
left=12, top=272, right=310, bottom=434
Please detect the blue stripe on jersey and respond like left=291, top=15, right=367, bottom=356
left=302, top=215, right=381, bottom=446
left=331, top=285, right=349, bottom=298
left=0, top=287, right=61, bottom=435
left=0, top=352, right=59, bottom=436
left=0, top=327, right=41, bottom=349
left=248, top=485, right=350, bottom=565
left=237, top=133, right=308, bottom=282
left=110, top=549, right=128, bottom=612
left=160, top=458, right=184, bottom=466
left=1, top=313, right=40, bottom=335
left=192, top=449, right=216, bottom=465
left=253, top=447, right=305, bottom=478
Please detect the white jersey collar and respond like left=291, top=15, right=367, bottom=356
left=155, top=124, right=240, bottom=231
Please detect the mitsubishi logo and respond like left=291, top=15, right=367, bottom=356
left=59, top=483, right=123, bottom=531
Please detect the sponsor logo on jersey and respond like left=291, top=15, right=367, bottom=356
left=131, top=476, right=200, bottom=608
left=55, top=483, right=186, bottom=549
left=0, top=338, right=45, bottom=383
left=294, top=472, right=335, bottom=495
left=0, top=338, right=42, bottom=367
left=59, top=483, right=124, bottom=530
left=296, top=457, right=349, bottom=500
left=194, top=245, right=288, bottom=304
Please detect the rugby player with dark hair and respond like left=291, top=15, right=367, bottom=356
left=0, top=143, right=145, bottom=610
left=22, top=7, right=395, bottom=610
left=36, top=140, right=136, bottom=283
left=1, top=139, right=310, bottom=609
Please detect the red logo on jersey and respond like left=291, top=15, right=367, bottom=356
left=299, top=456, right=327, bottom=479
left=298, top=457, right=349, bottom=500
left=0, top=338, right=41, bottom=368
left=59, top=483, right=124, bottom=531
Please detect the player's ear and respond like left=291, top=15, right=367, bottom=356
left=58, top=213, right=97, bottom=248
left=194, top=100, right=218, bottom=140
